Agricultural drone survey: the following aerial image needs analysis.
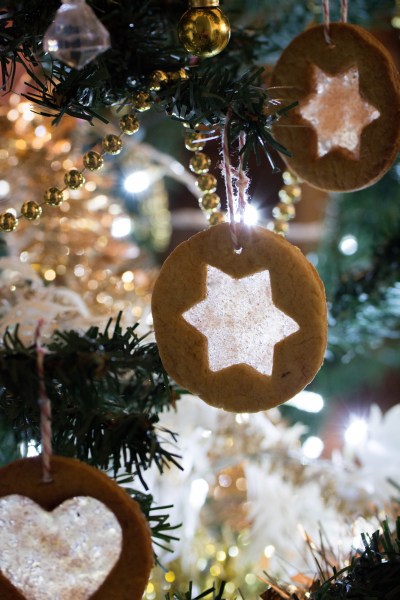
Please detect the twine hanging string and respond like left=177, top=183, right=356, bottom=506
left=322, top=0, right=332, bottom=45
left=236, top=132, right=250, bottom=223
left=34, top=320, right=53, bottom=483
left=323, top=0, right=348, bottom=45
left=222, top=108, right=241, bottom=252
left=340, top=0, right=348, bottom=22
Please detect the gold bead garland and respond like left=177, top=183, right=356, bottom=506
left=0, top=66, right=190, bottom=234
left=184, top=125, right=225, bottom=226
left=270, top=170, right=302, bottom=236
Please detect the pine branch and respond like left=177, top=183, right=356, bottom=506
left=0, top=316, right=182, bottom=485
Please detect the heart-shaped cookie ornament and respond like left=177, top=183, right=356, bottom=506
left=0, top=456, right=153, bottom=600
left=0, top=495, right=122, bottom=600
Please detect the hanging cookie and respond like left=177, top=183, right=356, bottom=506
left=151, top=223, right=327, bottom=413
left=0, top=456, right=153, bottom=600
left=270, top=23, right=400, bottom=191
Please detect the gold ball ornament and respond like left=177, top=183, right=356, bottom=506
left=119, top=114, right=140, bottom=135
left=196, top=173, right=217, bottom=192
left=64, top=169, right=85, bottom=190
left=21, top=201, right=42, bottom=221
left=178, top=2, right=231, bottom=58
left=200, top=192, right=220, bottom=211
left=102, top=134, right=123, bottom=156
left=189, top=151, right=211, bottom=174
left=83, top=150, right=104, bottom=171
left=208, top=210, right=225, bottom=225
left=132, top=91, right=151, bottom=112
left=185, top=132, right=205, bottom=151
left=0, top=212, right=18, bottom=232
left=44, top=187, right=64, bottom=206
left=148, top=70, right=169, bottom=91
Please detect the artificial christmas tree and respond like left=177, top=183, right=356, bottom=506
left=0, top=1, right=399, bottom=598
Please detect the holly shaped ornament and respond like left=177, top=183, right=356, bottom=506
left=270, top=23, right=400, bottom=191
left=152, top=224, right=327, bottom=412
left=0, top=456, right=153, bottom=600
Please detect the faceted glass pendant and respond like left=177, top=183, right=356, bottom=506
left=43, top=0, right=111, bottom=70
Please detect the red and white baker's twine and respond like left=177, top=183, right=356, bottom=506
left=34, top=321, right=53, bottom=483
left=323, top=0, right=349, bottom=45
left=222, top=111, right=250, bottom=252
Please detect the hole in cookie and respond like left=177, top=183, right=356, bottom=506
left=183, top=265, right=299, bottom=376
left=299, top=65, right=380, bottom=159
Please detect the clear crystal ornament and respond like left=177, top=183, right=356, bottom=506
left=43, top=0, right=111, bottom=70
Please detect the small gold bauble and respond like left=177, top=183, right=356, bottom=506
left=185, top=132, right=205, bottom=152
left=44, top=187, right=64, bottom=206
left=21, top=201, right=42, bottom=221
left=208, top=210, right=225, bottom=226
left=119, top=114, right=140, bottom=135
left=178, top=7, right=231, bottom=58
left=272, top=202, right=296, bottom=221
left=148, top=70, right=169, bottom=91
left=273, top=220, right=289, bottom=236
left=64, top=169, right=85, bottom=189
left=278, top=184, right=301, bottom=205
left=102, top=134, right=123, bottom=155
left=200, top=192, right=220, bottom=211
left=196, top=173, right=217, bottom=192
left=132, top=91, right=151, bottom=112
left=0, top=212, right=18, bottom=232
left=189, top=152, right=211, bottom=174
left=83, top=150, right=104, bottom=171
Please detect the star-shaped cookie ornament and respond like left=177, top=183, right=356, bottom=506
left=270, top=23, right=400, bottom=191
left=299, top=65, right=380, bottom=159
left=152, top=224, right=328, bottom=413
left=184, top=267, right=299, bottom=376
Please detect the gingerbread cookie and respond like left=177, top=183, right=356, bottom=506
left=152, top=223, right=327, bottom=412
left=270, top=23, right=400, bottom=191
left=0, top=456, right=153, bottom=600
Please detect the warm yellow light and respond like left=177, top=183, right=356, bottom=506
left=44, top=269, right=56, bottom=282
left=164, top=571, right=175, bottom=583
left=210, top=564, right=221, bottom=577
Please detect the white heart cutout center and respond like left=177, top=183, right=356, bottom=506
left=0, top=494, right=123, bottom=600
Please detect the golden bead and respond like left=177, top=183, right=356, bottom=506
left=148, top=70, right=169, bottom=91
left=185, top=132, right=205, bottom=152
left=208, top=211, right=225, bottom=226
left=102, top=134, right=123, bottom=155
left=196, top=173, right=217, bottom=192
left=132, top=91, right=151, bottom=112
left=178, top=7, right=231, bottom=58
left=278, top=184, right=302, bottom=205
left=119, top=114, right=140, bottom=135
left=272, top=202, right=296, bottom=221
left=44, top=187, right=64, bottom=206
left=83, top=150, right=104, bottom=171
left=64, top=169, right=85, bottom=189
left=21, top=201, right=42, bottom=220
left=200, top=192, right=220, bottom=211
left=169, top=68, right=189, bottom=82
left=282, top=171, right=300, bottom=185
left=273, top=220, right=289, bottom=235
left=0, top=212, right=18, bottom=231
left=189, top=152, right=211, bottom=174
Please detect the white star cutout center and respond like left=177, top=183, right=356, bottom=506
left=183, top=265, right=300, bottom=376
left=299, top=65, right=380, bottom=159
